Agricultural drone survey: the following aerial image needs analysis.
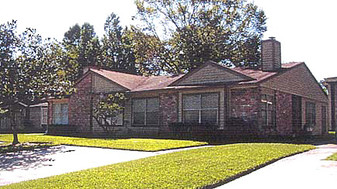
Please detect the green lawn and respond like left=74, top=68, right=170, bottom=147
left=0, top=134, right=207, bottom=152
left=2, top=143, right=314, bottom=189
left=329, top=131, right=336, bottom=135
left=326, top=153, right=337, bottom=161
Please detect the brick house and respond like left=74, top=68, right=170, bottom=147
left=48, top=38, right=329, bottom=136
left=0, top=102, right=48, bottom=133
left=323, top=77, right=337, bottom=132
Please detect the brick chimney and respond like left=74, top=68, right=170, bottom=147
left=261, top=37, right=281, bottom=71
left=83, top=65, right=100, bottom=74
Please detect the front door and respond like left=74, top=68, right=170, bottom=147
left=292, top=95, right=302, bottom=133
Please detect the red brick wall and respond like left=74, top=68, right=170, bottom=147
left=69, top=73, right=92, bottom=132
left=159, top=92, right=178, bottom=131
left=230, top=88, right=259, bottom=123
left=275, top=91, right=293, bottom=135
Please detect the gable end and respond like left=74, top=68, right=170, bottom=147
left=260, top=63, right=327, bottom=103
left=170, top=61, right=254, bottom=86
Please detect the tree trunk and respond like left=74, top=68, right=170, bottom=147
left=10, top=105, right=19, bottom=145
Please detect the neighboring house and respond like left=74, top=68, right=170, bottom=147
left=29, top=102, right=48, bottom=130
left=48, top=37, right=329, bottom=136
left=0, top=102, right=48, bottom=132
left=323, top=77, right=337, bottom=131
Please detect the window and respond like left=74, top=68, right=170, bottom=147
left=41, top=107, right=48, bottom=125
left=98, top=111, right=123, bottom=126
left=305, top=102, right=316, bottom=128
left=53, top=103, right=68, bottom=124
left=132, top=98, right=159, bottom=126
left=183, top=93, right=219, bottom=125
left=260, top=94, right=275, bottom=128
left=322, top=106, right=327, bottom=133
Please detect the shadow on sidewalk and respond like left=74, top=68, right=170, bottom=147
left=0, top=146, right=65, bottom=171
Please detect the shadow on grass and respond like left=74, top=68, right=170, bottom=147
left=0, top=146, right=65, bottom=171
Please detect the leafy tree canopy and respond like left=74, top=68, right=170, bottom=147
left=101, top=13, right=138, bottom=74
left=134, top=0, right=267, bottom=73
left=0, top=20, right=74, bottom=144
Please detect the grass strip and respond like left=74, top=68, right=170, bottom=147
left=2, top=143, right=314, bottom=189
left=326, top=152, right=337, bottom=161
left=0, top=134, right=207, bottom=152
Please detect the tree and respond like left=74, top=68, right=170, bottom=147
left=0, top=20, right=20, bottom=144
left=62, top=23, right=101, bottom=81
left=101, top=13, right=137, bottom=74
left=78, top=23, right=101, bottom=68
left=0, top=20, right=72, bottom=144
left=92, top=93, right=126, bottom=135
left=134, top=0, right=267, bottom=73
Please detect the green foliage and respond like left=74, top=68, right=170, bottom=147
left=101, top=13, right=138, bottom=74
left=62, top=23, right=101, bottom=80
left=0, top=20, right=74, bottom=144
left=326, top=153, right=337, bottom=161
left=93, top=92, right=127, bottom=132
left=2, top=143, right=314, bottom=189
left=134, top=0, right=267, bottom=74
left=0, top=134, right=207, bottom=151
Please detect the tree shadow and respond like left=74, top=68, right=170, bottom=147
left=0, top=146, right=68, bottom=171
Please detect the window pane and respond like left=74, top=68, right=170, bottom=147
left=201, top=110, right=218, bottom=124
left=146, top=98, right=159, bottom=112
left=146, top=111, right=159, bottom=125
left=306, top=102, right=316, bottom=125
left=183, top=110, right=199, bottom=123
left=183, top=95, right=200, bottom=110
left=261, top=111, right=267, bottom=126
left=53, top=104, right=61, bottom=124
left=133, top=112, right=145, bottom=124
left=113, top=112, right=123, bottom=125
left=201, top=93, right=219, bottom=109
left=133, top=99, right=146, bottom=113
left=41, top=108, right=48, bottom=125
left=61, top=104, right=68, bottom=124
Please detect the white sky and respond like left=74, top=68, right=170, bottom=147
left=1, top=0, right=336, bottom=81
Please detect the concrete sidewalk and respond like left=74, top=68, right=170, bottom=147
left=218, top=144, right=337, bottom=189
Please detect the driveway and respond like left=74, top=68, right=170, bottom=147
left=0, top=144, right=211, bottom=186
left=0, top=145, right=155, bottom=186
left=218, top=144, right=337, bottom=189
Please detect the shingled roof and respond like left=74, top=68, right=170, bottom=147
left=233, top=62, right=303, bottom=85
left=84, top=62, right=303, bottom=92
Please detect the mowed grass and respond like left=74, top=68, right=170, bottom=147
left=326, top=153, right=337, bottom=161
left=0, top=134, right=207, bottom=151
left=2, top=143, right=314, bottom=189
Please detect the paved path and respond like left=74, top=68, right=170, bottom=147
left=218, top=144, right=337, bottom=189
left=0, top=144, right=211, bottom=186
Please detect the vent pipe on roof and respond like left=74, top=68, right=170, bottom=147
left=261, top=37, right=281, bottom=72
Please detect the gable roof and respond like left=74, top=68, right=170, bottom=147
left=260, top=62, right=327, bottom=102
left=81, top=68, right=184, bottom=92
left=169, top=60, right=254, bottom=86
left=233, top=62, right=303, bottom=85
left=77, top=61, right=307, bottom=93
left=89, top=69, right=147, bottom=91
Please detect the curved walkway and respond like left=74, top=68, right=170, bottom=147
left=218, top=144, right=337, bottom=189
